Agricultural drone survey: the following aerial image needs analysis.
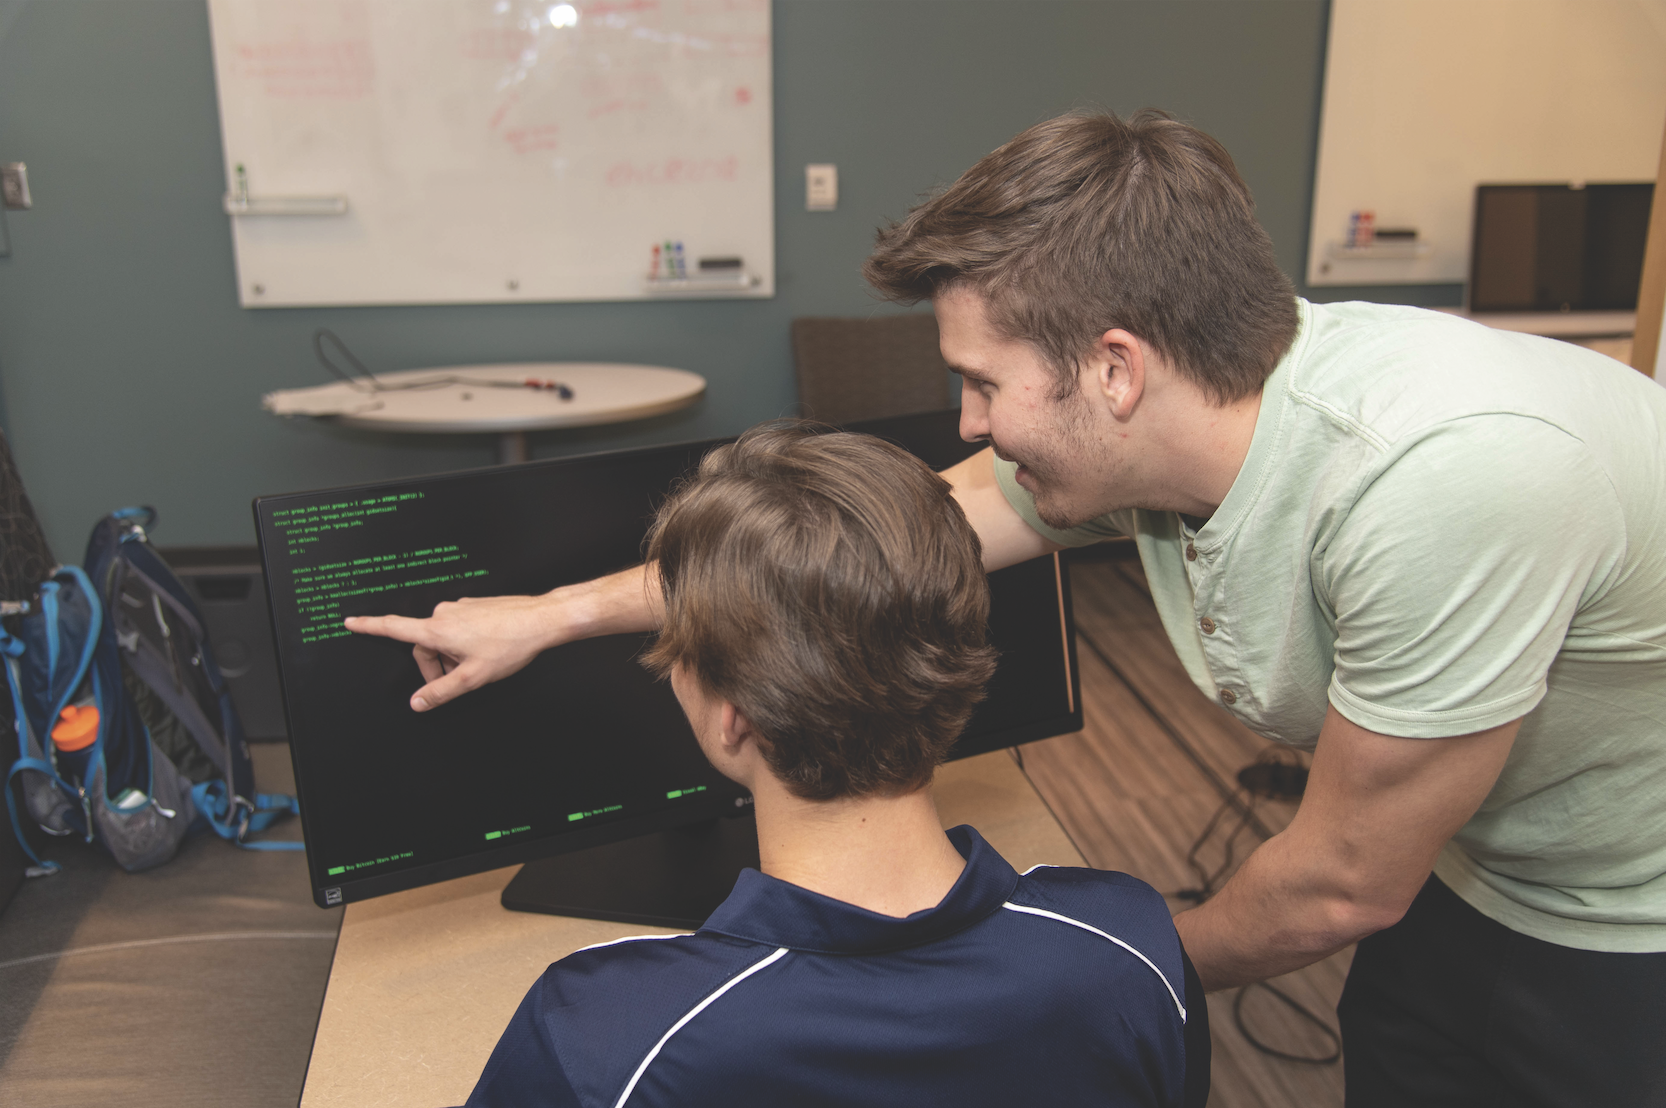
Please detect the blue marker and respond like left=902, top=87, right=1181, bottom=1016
left=673, top=241, right=686, bottom=279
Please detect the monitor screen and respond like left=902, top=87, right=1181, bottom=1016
left=255, top=411, right=1081, bottom=910
left=1469, top=182, right=1653, bottom=312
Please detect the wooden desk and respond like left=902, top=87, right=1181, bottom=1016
left=299, top=749, right=1085, bottom=1108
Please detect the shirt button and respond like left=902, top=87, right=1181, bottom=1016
left=1185, top=542, right=1197, bottom=561
left=1219, top=688, right=1237, bottom=706
left=1199, top=616, right=1216, bottom=635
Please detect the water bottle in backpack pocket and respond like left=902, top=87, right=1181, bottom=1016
left=4, top=508, right=300, bottom=875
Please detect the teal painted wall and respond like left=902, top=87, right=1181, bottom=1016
left=0, top=0, right=1411, bottom=560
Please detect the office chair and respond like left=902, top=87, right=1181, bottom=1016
left=791, top=314, right=954, bottom=426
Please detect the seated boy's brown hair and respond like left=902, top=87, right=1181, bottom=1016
left=643, top=421, right=997, bottom=801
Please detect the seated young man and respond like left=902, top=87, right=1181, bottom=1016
left=465, top=422, right=1207, bottom=1108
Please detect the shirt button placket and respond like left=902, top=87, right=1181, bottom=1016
left=1189, top=546, right=1234, bottom=709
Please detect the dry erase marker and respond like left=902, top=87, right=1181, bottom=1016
left=664, top=240, right=675, bottom=278
left=673, top=241, right=686, bottom=279
left=650, top=242, right=661, bottom=279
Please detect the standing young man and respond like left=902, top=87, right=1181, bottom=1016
left=861, top=113, right=1666, bottom=1106
left=461, top=424, right=1206, bottom=1108
left=353, top=113, right=1666, bottom=1104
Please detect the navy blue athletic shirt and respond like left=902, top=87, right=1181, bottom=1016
left=465, top=826, right=1199, bottom=1107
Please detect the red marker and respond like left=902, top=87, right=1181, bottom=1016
left=523, top=379, right=574, bottom=399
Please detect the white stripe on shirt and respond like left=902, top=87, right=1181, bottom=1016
left=1001, top=902, right=1187, bottom=1022
left=573, top=932, right=692, bottom=955
left=613, top=946, right=791, bottom=1108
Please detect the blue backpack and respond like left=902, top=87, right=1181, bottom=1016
left=3, top=507, right=301, bottom=875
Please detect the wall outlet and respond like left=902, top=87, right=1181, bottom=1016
left=805, top=163, right=837, bottom=211
left=1, top=163, right=30, bottom=210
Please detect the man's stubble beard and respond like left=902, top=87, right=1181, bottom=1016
left=1024, top=385, right=1113, bottom=532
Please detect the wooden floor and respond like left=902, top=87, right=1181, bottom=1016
left=1020, top=554, right=1351, bottom=1107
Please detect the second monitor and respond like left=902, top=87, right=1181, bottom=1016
left=1469, top=182, right=1653, bottom=313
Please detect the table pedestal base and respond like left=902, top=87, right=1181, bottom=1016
left=498, top=431, right=528, bottom=465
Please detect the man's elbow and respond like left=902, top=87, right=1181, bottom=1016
left=1319, top=882, right=1417, bottom=945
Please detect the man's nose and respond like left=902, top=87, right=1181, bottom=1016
left=958, top=380, right=990, bottom=443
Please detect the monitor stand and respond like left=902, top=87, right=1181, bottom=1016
left=500, top=811, right=761, bottom=930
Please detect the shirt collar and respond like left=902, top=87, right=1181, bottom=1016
left=699, top=825, right=1019, bottom=955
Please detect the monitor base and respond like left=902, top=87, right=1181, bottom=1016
left=500, top=812, right=760, bottom=930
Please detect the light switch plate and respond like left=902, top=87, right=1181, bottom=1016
left=1, top=163, right=30, bottom=210
left=806, top=163, right=837, bottom=211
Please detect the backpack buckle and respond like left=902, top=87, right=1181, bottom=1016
left=230, top=793, right=256, bottom=842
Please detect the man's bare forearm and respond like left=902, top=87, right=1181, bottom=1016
left=940, top=447, right=1060, bottom=571
left=1174, top=831, right=1390, bottom=991
left=1174, top=709, right=1521, bottom=992
left=552, top=562, right=661, bottom=643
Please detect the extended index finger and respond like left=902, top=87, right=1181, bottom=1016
left=343, top=613, right=434, bottom=646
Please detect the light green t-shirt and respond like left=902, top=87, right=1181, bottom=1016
left=997, top=299, right=1666, bottom=952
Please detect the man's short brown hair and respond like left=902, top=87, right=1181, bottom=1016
left=642, top=422, right=997, bottom=801
left=864, top=109, right=1299, bottom=404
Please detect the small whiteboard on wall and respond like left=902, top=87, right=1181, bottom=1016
left=207, top=0, right=773, bottom=307
left=1307, top=0, right=1666, bottom=288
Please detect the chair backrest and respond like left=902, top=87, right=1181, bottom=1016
left=791, top=314, right=953, bottom=426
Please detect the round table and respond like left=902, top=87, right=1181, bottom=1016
left=262, top=363, right=707, bottom=464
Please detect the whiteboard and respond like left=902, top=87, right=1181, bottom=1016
left=1308, top=0, right=1666, bottom=287
left=207, top=0, right=773, bottom=307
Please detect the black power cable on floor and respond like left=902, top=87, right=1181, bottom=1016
left=1175, top=747, right=1342, bottom=1067
left=1232, top=980, right=1343, bottom=1065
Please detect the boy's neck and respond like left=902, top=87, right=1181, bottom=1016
left=749, top=775, right=966, bottom=919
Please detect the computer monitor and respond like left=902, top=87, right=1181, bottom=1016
left=255, top=410, right=1081, bottom=926
left=1469, top=182, right=1653, bottom=312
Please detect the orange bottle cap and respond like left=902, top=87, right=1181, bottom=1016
left=51, top=704, right=99, bottom=752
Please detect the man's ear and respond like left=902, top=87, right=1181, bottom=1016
left=1089, top=328, right=1148, bottom=420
